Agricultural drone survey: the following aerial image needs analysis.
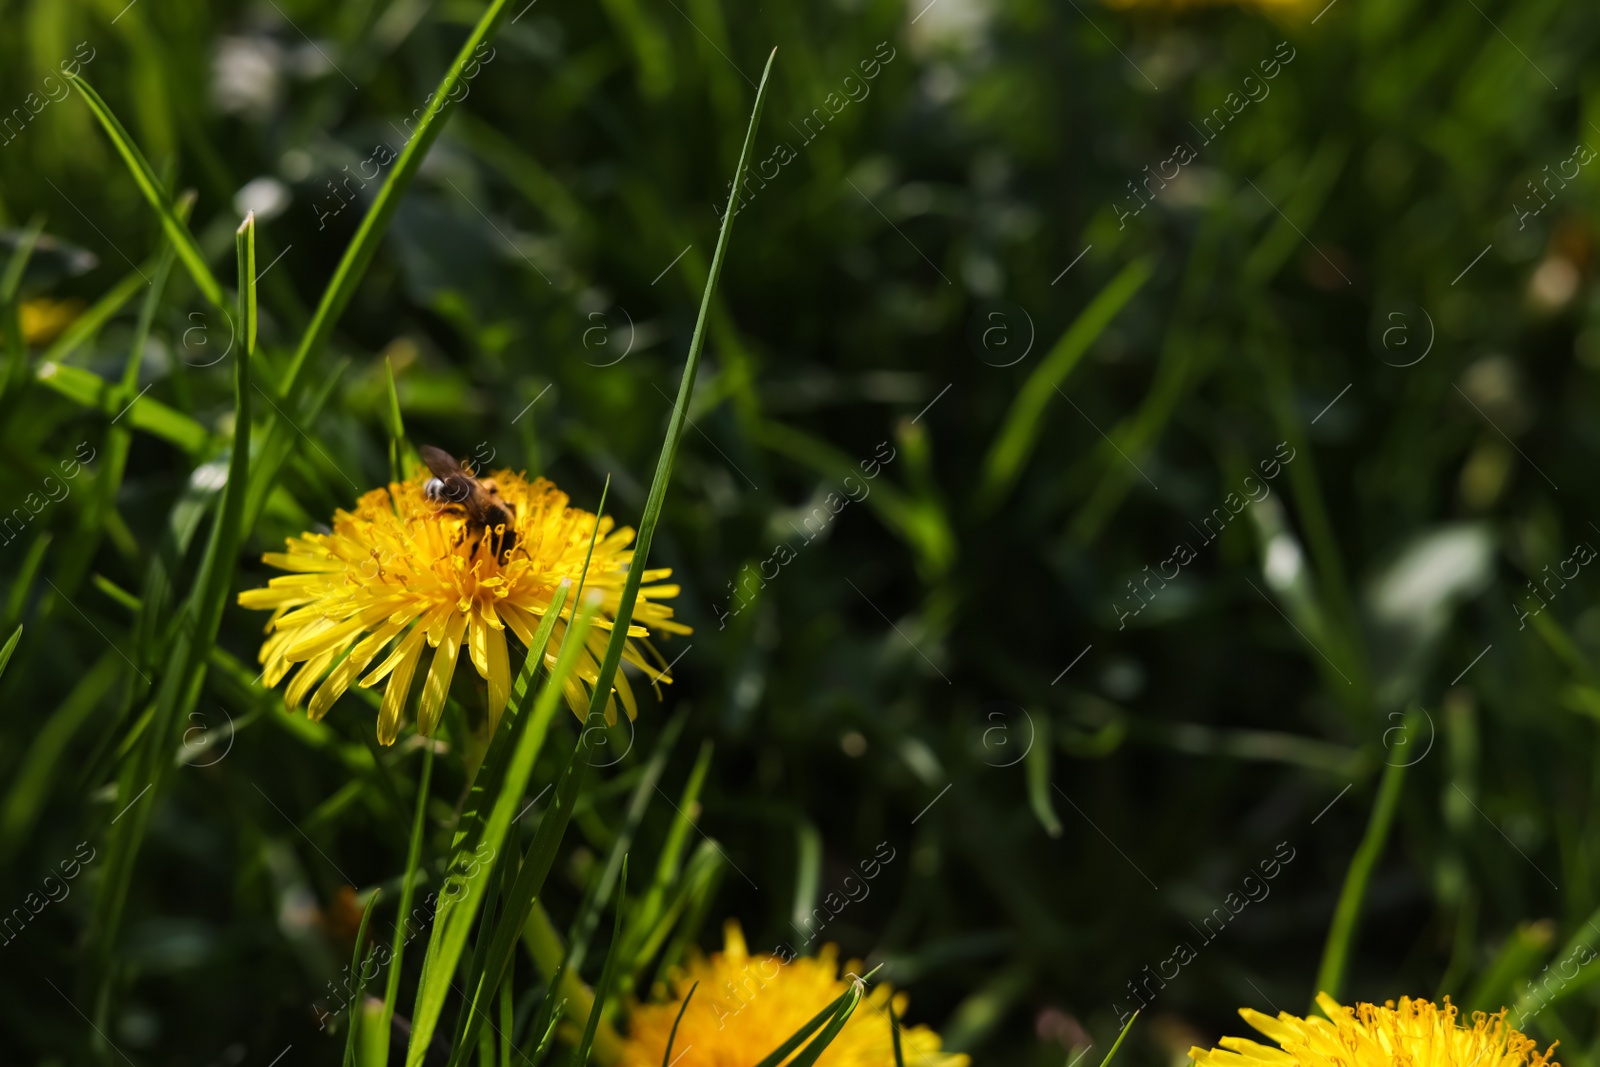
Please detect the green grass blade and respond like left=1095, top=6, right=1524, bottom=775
left=580, top=47, right=775, bottom=734
left=1097, top=1008, right=1138, bottom=1067
left=86, top=211, right=255, bottom=1024
left=69, top=78, right=227, bottom=311
left=0, top=651, right=118, bottom=863
left=1026, top=716, right=1062, bottom=838
left=0, top=215, right=42, bottom=303
left=0, top=625, right=20, bottom=679
left=975, top=256, right=1154, bottom=514
left=375, top=744, right=435, bottom=1067
left=750, top=987, right=855, bottom=1067
left=452, top=724, right=600, bottom=1061
left=525, top=990, right=565, bottom=1067
left=385, top=355, right=406, bottom=484
left=5, top=532, right=51, bottom=631
left=573, top=857, right=627, bottom=1067
left=452, top=579, right=573, bottom=852
left=1, top=215, right=44, bottom=397
left=1312, top=720, right=1413, bottom=1003
left=406, top=600, right=596, bottom=1066
left=38, top=265, right=150, bottom=366
left=345, top=890, right=383, bottom=1066
left=626, top=738, right=712, bottom=976
left=280, top=0, right=517, bottom=399
left=783, top=979, right=865, bottom=1067
left=889, top=997, right=904, bottom=1067
left=662, top=981, right=698, bottom=1067
left=53, top=197, right=188, bottom=602
left=34, top=360, right=208, bottom=453
left=522, top=957, right=568, bottom=1067
left=632, top=841, right=723, bottom=988
left=566, top=711, right=684, bottom=974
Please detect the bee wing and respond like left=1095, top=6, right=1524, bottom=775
left=420, top=445, right=482, bottom=507
left=420, top=445, right=464, bottom=480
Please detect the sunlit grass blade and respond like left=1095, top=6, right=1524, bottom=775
left=1313, top=715, right=1414, bottom=1003
left=646, top=841, right=724, bottom=994
left=454, top=722, right=602, bottom=1062
left=34, top=360, right=208, bottom=453
left=566, top=711, right=685, bottom=974
left=754, top=419, right=952, bottom=577
left=406, top=599, right=595, bottom=1066
left=0, top=625, right=20, bottom=679
left=5, top=532, right=51, bottom=631
left=525, top=990, right=566, bottom=1067
left=0, top=651, right=118, bottom=864
left=53, top=198, right=187, bottom=601
left=750, top=987, right=856, bottom=1067
left=385, top=355, right=406, bottom=484
left=38, top=264, right=150, bottom=366
left=580, top=46, right=775, bottom=741
left=374, top=744, right=435, bottom=1067
left=889, top=997, right=904, bottom=1067
left=572, top=857, right=628, bottom=1067
left=783, top=978, right=865, bottom=1067
left=69, top=78, right=227, bottom=312
left=624, top=739, right=712, bottom=981
left=345, top=889, right=383, bottom=1066
left=86, top=213, right=255, bottom=1026
left=0, top=214, right=44, bottom=397
left=662, top=981, right=698, bottom=1067
left=1098, top=1008, right=1138, bottom=1067
left=280, top=0, right=517, bottom=399
left=975, top=257, right=1154, bottom=514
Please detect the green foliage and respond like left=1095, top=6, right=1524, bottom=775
left=2, top=0, right=1599, bottom=1063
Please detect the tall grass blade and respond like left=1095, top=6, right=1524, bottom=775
left=375, top=744, right=435, bottom=1067
left=69, top=78, right=227, bottom=311
left=750, top=987, right=855, bottom=1067
left=280, top=0, right=517, bottom=399
left=889, top=997, right=904, bottom=1067
left=662, top=981, right=698, bottom=1067
left=975, top=257, right=1154, bottom=514
left=572, top=857, right=627, bottom=1067
left=345, top=890, right=383, bottom=1066
left=0, top=625, right=20, bottom=678
left=784, top=979, right=865, bottom=1067
left=1313, top=717, right=1413, bottom=1002
left=580, top=46, right=775, bottom=737
left=405, top=600, right=596, bottom=1066
left=1, top=215, right=44, bottom=397
left=1097, top=1008, right=1138, bottom=1067
left=567, top=711, right=684, bottom=975
left=86, top=213, right=255, bottom=1027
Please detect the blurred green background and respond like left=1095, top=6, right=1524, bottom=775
left=3, top=0, right=1600, bottom=1062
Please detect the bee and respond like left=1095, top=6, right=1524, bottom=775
left=420, top=445, right=518, bottom=558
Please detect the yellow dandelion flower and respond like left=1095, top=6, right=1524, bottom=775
left=20, top=297, right=83, bottom=347
left=1190, top=993, right=1559, bottom=1067
left=618, top=921, right=968, bottom=1067
left=237, top=463, right=689, bottom=745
